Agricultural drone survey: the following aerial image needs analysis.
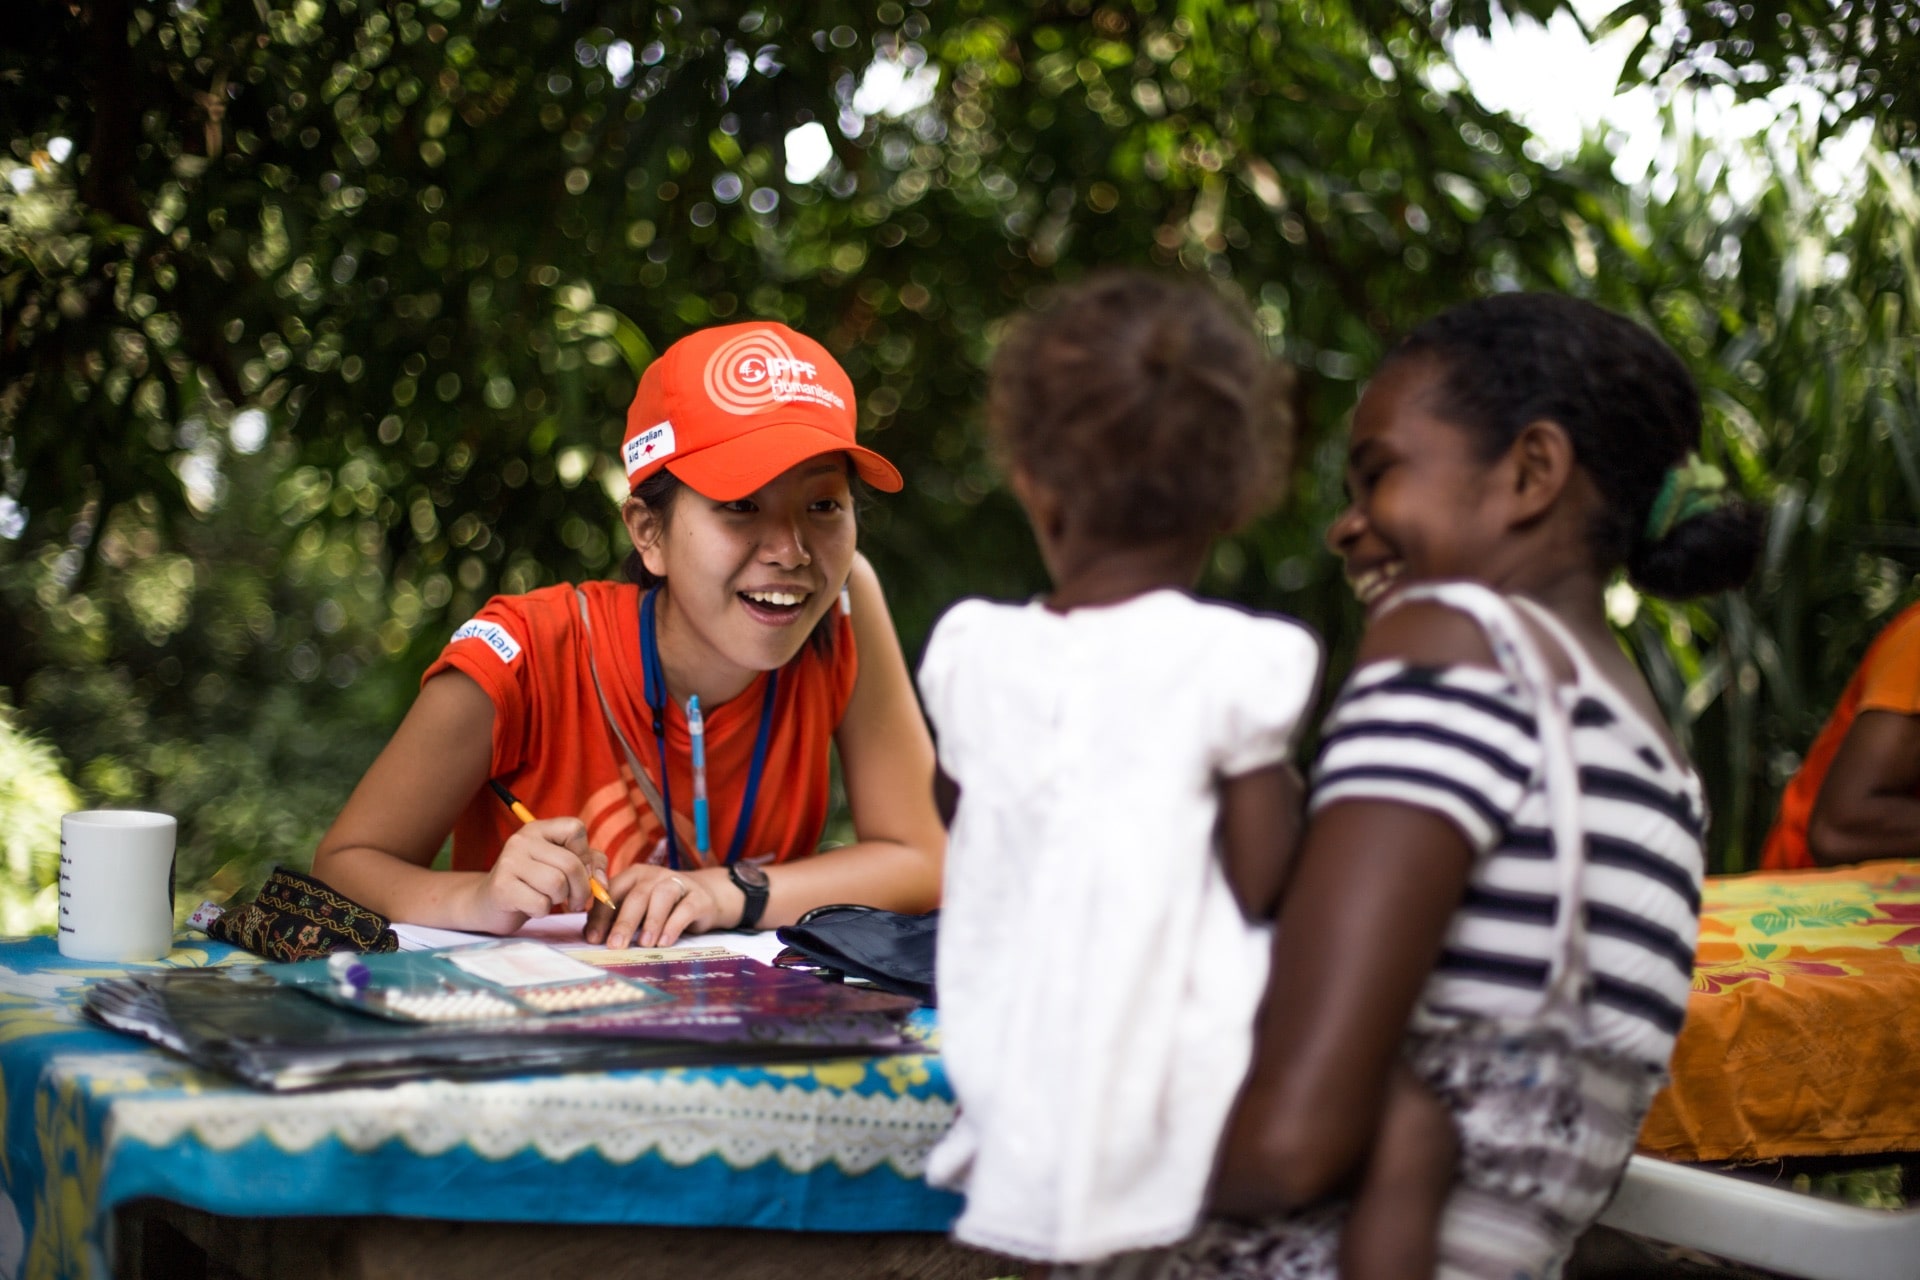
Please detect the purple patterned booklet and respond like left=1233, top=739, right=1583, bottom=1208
left=572, top=953, right=918, bottom=1044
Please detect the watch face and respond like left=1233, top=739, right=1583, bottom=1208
left=732, top=862, right=770, bottom=890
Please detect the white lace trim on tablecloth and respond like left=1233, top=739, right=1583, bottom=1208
left=82, top=1060, right=954, bottom=1178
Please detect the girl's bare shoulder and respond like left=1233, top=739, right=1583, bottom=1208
left=1356, top=598, right=1498, bottom=672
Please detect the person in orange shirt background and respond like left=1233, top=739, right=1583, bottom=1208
left=1760, top=600, right=1920, bottom=869
left=312, top=321, right=946, bottom=948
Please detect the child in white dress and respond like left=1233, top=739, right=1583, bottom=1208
left=920, top=274, right=1446, bottom=1276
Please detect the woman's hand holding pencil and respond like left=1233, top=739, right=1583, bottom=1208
left=461, top=817, right=609, bottom=935
left=454, top=780, right=613, bottom=935
left=488, top=780, right=616, bottom=909
left=482, top=778, right=733, bottom=949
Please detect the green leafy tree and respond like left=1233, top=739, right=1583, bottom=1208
left=3, top=0, right=1579, bottom=901
left=1601, top=0, right=1920, bottom=149
left=1565, top=121, right=1920, bottom=867
left=7, top=0, right=1914, bottom=902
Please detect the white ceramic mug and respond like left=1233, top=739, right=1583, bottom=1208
left=57, top=810, right=177, bottom=962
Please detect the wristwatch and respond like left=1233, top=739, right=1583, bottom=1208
left=727, top=862, right=771, bottom=931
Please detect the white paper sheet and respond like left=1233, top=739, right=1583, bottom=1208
left=392, top=913, right=592, bottom=952
left=687, top=929, right=791, bottom=965
left=444, top=941, right=605, bottom=987
left=391, top=914, right=791, bottom=966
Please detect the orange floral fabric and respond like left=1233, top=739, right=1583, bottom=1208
left=1639, top=860, right=1920, bottom=1161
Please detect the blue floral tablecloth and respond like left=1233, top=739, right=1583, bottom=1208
left=0, top=937, right=960, bottom=1280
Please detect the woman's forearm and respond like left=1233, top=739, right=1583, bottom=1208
left=1211, top=802, right=1476, bottom=1216
left=755, top=837, right=941, bottom=928
left=1809, top=792, right=1920, bottom=864
left=311, top=842, right=489, bottom=929
left=310, top=670, right=500, bottom=926
left=1808, top=710, right=1920, bottom=865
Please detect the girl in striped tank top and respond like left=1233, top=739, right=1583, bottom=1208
left=1168, top=295, right=1768, bottom=1280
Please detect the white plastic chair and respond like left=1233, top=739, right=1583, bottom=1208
left=1599, top=1155, right=1920, bottom=1280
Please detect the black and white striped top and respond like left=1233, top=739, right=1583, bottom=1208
left=1310, top=660, right=1706, bottom=1072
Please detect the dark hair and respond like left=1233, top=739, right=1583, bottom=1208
left=1385, top=293, right=1765, bottom=599
left=988, top=271, right=1292, bottom=545
left=621, top=468, right=684, bottom=591
left=620, top=466, right=851, bottom=655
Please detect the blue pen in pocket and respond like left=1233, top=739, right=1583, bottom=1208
left=687, top=694, right=711, bottom=859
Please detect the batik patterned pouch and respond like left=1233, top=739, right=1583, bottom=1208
left=198, top=865, right=400, bottom=961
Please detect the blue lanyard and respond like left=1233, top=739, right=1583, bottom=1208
left=638, top=587, right=778, bottom=870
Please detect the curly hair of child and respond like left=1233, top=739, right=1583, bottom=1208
left=987, top=271, right=1294, bottom=545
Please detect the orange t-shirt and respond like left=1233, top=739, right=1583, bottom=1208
left=1760, top=601, right=1920, bottom=870
left=422, top=581, right=859, bottom=876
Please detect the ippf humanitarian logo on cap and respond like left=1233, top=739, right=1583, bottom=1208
left=703, top=329, right=847, bottom=415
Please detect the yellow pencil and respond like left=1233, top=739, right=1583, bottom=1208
left=488, top=779, right=616, bottom=909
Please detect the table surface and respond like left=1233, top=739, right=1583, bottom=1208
left=0, top=936, right=960, bottom=1280
left=18, top=864, right=1912, bottom=1276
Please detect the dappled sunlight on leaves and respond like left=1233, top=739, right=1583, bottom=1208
left=0, top=0, right=1913, bottom=895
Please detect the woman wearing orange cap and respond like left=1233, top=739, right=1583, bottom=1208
left=313, top=322, right=945, bottom=947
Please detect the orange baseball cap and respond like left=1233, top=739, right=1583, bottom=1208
left=622, top=321, right=903, bottom=500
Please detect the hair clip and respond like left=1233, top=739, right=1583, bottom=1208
left=1644, top=454, right=1728, bottom=541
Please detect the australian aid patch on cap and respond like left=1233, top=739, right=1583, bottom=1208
left=623, top=420, right=676, bottom=474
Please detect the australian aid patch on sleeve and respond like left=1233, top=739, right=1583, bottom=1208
left=449, top=618, right=523, bottom=665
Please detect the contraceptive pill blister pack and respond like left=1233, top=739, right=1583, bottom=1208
left=262, top=940, right=670, bottom=1024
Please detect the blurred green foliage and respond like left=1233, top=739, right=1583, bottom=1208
left=1576, top=126, right=1920, bottom=863
left=1, top=0, right=1916, bottom=928
left=1791, top=1163, right=1907, bottom=1210
left=0, top=697, right=79, bottom=934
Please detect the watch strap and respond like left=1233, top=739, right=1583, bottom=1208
left=729, top=864, right=770, bottom=931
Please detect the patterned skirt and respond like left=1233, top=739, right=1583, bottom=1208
left=1056, top=1017, right=1661, bottom=1280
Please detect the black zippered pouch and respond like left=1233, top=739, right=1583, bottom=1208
left=774, top=905, right=938, bottom=1006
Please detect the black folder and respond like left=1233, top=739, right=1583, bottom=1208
left=85, top=954, right=920, bottom=1091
